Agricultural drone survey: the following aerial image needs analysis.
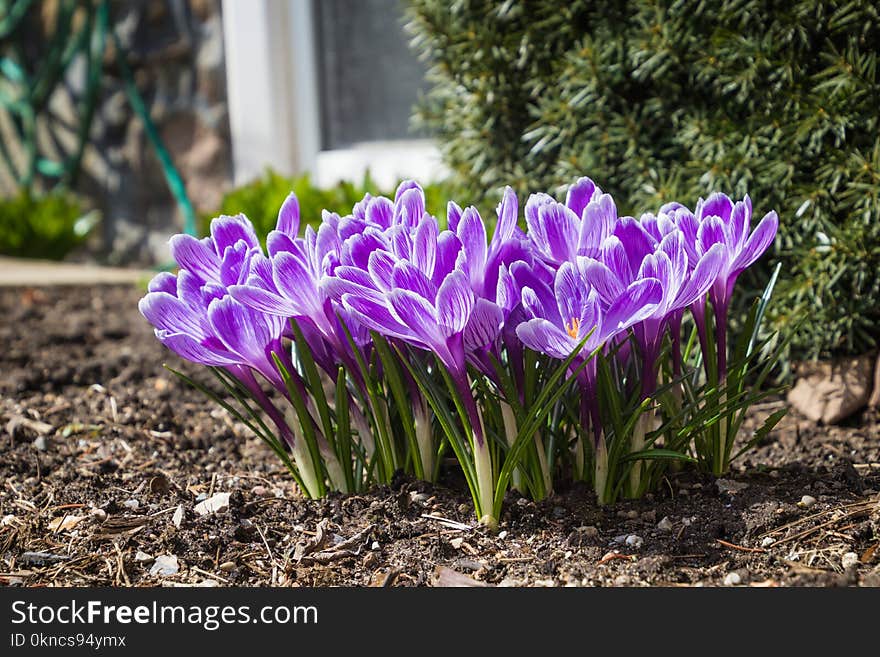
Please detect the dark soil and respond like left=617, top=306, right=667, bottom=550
left=1, top=285, right=878, bottom=587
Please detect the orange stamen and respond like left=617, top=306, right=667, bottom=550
left=566, top=317, right=580, bottom=339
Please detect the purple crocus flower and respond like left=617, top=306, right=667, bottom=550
left=675, top=194, right=778, bottom=378
left=516, top=259, right=663, bottom=365
left=139, top=214, right=296, bottom=448
left=525, top=177, right=618, bottom=268
left=580, top=217, right=725, bottom=395
left=226, top=194, right=371, bottom=377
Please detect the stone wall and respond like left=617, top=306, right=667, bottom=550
left=0, top=0, right=233, bottom=264
left=87, top=0, right=232, bottom=264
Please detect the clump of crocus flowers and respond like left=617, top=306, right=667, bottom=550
left=141, top=177, right=783, bottom=528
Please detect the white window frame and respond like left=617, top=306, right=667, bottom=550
left=222, top=0, right=446, bottom=189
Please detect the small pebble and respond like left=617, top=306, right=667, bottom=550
left=450, top=537, right=464, bottom=549
left=552, top=506, right=567, bottom=519
left=89, top=508, right=107, bottom=521
left=371, top=541, right=380, bottom=550
left=761, top=537, right=775, bottom=548
left=657, top=516, right=673, bottom=532
left=123, top=499, right=140, bottom=510
left=409, top=492, right=430, bottom=504
left=134, top=551, right=154, bottom=563
left=218, top=561, right=236, bottom=572
left=498, top=530, right=508, bottom=539
left=149, top=554, right=179, bottom=577
left=798, top=495, right=817, bottom=508
left=498, top=577, right=523, bottom=587
left=626, top=510, right=639, bottom=520
left=250, top=485, right=268, bottom=497
left=33, top=436, right=47, bottom=451
left=841, top=552, right=859, bottom=570
left=723, top=572, right=742, bottom=586
left=578, top=526, right=598, bottom=537
left=625, top=534, right=644, bottom=549
left=613, top=575, right=631, bottom=586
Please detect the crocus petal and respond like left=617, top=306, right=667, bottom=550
left=273, top=252, right=320, bottom=313
left=343, top=230, right=387, bottom=269
left=207, top=296, right=281, bottom=369
left=457, top=206, right=488, bottom=281
left=158, top=331, right=238, bottom=366
left=169, top=234, right=221, bottom=283
left=496, top=263, right=519, bottom=313
left=276, top=192, right=300, bottom=237
left=176, top=269, right=207, bottom=309
left=388, top=288, right=442, bottom=346
left=366, top=196, right=393, bottom=229
left=392, top=261, right=437, bottom=302
left=674, top=208, right=701, bottom=267
left=391, top=224, right=413, bottom=260
left=537, top=202, right=579, bottom=264
left=580, top=257, right=624, bottom=306
left=578, top=289, right=601, bottom=341
left=210, top=214, right=259, bottom=253
left=229, top=284, right=298, bottom=316
left=493, top=186, right=519, bottom=244
left=554, top=262, right=586, bottom=330
left=413, top=217, right=438, bottom=278
left=731, top=210, right=778, bottom=274
left=698, top=192, right=733, bottom=223
left=219, top=240, right=251, bottom=287
left=368, top=249, right=397, bottom=292
left=266, top=230, right=297, bottom=258
left=613, top=217, right=656, bottom=272
left=447, top=201, right=463, bottom=234
left=139, top=292, right=205, bottom=336
left=516, top=318, right=576, bottom=360
left=565, top=176, right=599, bottom=220
left=432, top=231, right=463, bottom=287
left=436, top=270, right=474, bottom=334
left=341, top=294, right=415, bottom=343
left=600, top=235, right=633, bottom=285
left=728, top=198, right=750, bottom=252
left=395, top=187, right=426, bottom=228
left=148, top=271, right=178, bottom=294
left=697, top=215, right=728, bottom=255
left=602, top=278, right=662, bottom=340
left=578, top=193, right=617, bottom=257
left=315, top=221, right=341, bottom=273
left=658, top=230, right=688, bottom=289
left=394, top=180, right=423, bottom=204
left=674, top=243, right=725, bottom=308
left=464, top=298, right=503, bottom=351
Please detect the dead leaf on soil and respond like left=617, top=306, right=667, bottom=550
left=48, top=514, right=85, bottom=532
left=92, top=516, right=147, bottom=540
left=432, top=565, right=487, bottom=587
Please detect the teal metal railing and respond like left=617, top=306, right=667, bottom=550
left=0, top=0, right=197, bottom=237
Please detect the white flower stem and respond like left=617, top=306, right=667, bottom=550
left=500, top=401, right=524, bottom=493
left=290, top=426, right=322, bottom=499
left=414, top=397, right=435, bottom=481
left=628, top=410, right=653, bottom=497
left=594, top=434, right=609, bottom=505
left=472, top=401, right=496, bottom=530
